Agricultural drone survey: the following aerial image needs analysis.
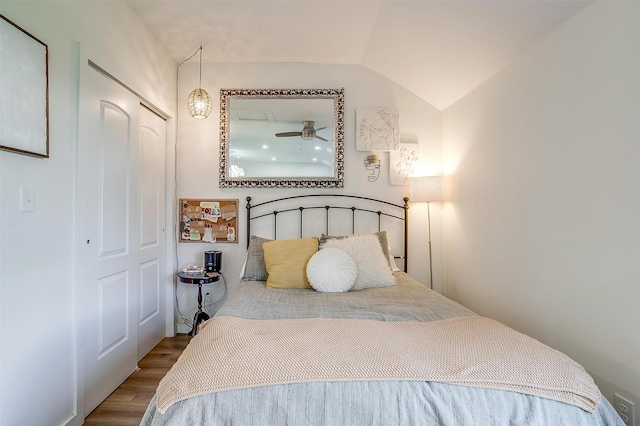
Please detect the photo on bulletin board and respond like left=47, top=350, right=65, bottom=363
left=179, top=199, right=239, bottom=243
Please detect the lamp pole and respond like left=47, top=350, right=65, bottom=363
left=427, top=201, right=434, bottom=289
left=410, top=176, right=444, bottom=291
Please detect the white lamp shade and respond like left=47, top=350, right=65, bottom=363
left=411, top=176, right=444, bottom=202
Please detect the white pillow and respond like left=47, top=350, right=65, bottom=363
left=306, top=248, right=357, bottom=292
left=319, top=231, right=396, bottom=272
left=238, top=257, right=247, bottom=279
left=387, top=245, right=401, bottom=272
left=322, top=234, right=396, bottom=291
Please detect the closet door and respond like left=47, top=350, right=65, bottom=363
left=77, top=66, right=141, bottom=415
left=137, top=106, right=167, bottom=360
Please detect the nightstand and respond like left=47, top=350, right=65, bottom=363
left=177, top=271, right=221, bottom=336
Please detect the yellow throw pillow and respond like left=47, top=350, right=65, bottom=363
left=262, top=237, right=319, bottom=289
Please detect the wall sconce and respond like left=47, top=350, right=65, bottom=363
left=410, top=176, right=444, bottom=289
left=364, top=154, right=380, bottom=182
left=186, top=46, right=212, bottom=120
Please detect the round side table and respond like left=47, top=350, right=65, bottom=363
left=177, top=271, right=220, bottom=336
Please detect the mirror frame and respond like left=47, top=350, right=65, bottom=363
left=219, top=88, right=344, bottom=188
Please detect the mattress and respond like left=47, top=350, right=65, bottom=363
left=141, top=273, right=622, bottom=426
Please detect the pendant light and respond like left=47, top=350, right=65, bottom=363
left=187, top=46, right=212, bottom=119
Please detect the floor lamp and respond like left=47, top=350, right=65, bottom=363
left=410, top=176, right=444, bottom=289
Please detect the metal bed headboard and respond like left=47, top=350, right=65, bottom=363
left=246, top=194, right=410, bottom=272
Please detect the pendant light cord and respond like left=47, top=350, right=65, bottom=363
left=199, top=45, right=203, bottom=90
left=173, top=44, right=205, bottom=329
left=177, top=46, right=201, bottom=68
left=179, top=45, right=203, bottom=90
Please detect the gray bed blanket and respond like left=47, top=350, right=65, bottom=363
left=216, top=272, right=476, bottom=321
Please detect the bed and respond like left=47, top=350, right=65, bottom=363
left=142, top=195, right=622, bottom=425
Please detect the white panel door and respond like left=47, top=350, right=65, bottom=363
left=77, top=66, right=141, bottom=415
left=137, top=106, right=167, bottom=360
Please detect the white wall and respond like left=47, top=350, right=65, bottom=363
left=4, top=0, right=634, bottom=423
left=0, top=2, right=175, bottom=425
left=174, top=62, right=442, bottom=332
left=442, top=1, right=640, bottom=418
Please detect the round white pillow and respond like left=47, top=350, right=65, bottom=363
left=306, top=248, right=357, bottom=292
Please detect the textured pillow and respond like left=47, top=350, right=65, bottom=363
left=262, top=237, right=318, bottom=289
left=242, top=235, right=272, bottom=281
left=306, top=248, right=357, bottom=293
left=322, top=234, right=396, bottom=291
left=387, top=245, right=402, bottom=272
left=320, top=231, right=395, bottom=271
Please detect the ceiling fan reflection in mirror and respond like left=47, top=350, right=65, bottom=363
left=275, top=120, right=328, bottom=141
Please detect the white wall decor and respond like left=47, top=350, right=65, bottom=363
left=356, top=107, right=400, bottom=151
left=0, top=15, right=49, bottom=157
left=364, top=154, right=381, bottom=182
left=390, top=143, right=419, bottom=185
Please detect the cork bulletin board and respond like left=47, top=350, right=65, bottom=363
left=179, top=199, right=239, bottom=243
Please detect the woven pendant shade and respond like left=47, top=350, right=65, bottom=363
left=188, top=88, right=212, bottom=120
left=185, top=45, right=212, bottom=120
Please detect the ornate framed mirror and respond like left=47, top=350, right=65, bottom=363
left=219, top=88, right=344, bottom=188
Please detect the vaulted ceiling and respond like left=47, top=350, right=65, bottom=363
left=127, top=0, right=590, bottom=110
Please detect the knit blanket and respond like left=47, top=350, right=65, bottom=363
left=156, top=315, right=600, bottom=414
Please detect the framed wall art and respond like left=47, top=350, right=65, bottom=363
left=356, top=108, right=399, bottom=152
left=179, top=199, right=239, bottom=243
left=0, top=15, right=49, bottom=158
left=389, top=143, right=419, bottom=186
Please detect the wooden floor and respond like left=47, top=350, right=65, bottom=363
left=84, top=334, right=191, bottom=426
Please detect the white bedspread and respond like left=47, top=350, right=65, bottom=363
left=142, top=273, right=622, bottom=426
left=156, top=315, right=600, bottom=414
